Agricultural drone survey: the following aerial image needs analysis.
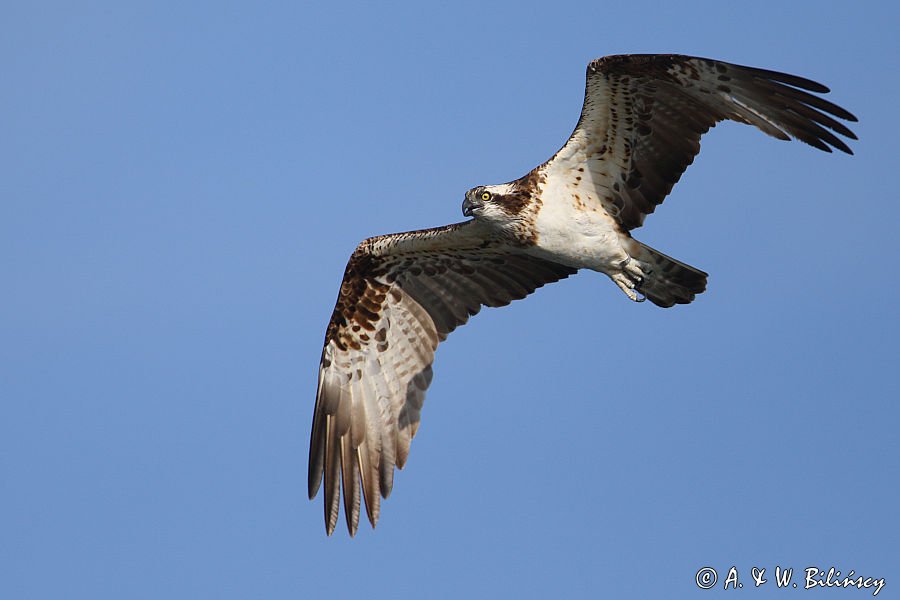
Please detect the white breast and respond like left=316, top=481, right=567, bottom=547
left=526, top=176, right=627, bottom=271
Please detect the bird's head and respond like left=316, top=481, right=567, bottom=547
left=462, top=183, right=528, bottom=224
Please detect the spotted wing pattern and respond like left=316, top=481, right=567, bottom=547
left=309, top=221, right=575, bottom=535
left=547, top=54, right=858, bottom=230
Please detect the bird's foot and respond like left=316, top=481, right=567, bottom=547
left=612, top=259, right=648, bottom=303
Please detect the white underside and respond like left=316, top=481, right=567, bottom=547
left=523, top=178, right=649, bottom=301
left=524, top=179, right=629, bottom=272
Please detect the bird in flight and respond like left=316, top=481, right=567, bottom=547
left=308, top=54, right=857, bottom=535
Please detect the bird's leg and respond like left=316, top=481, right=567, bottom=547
left=611, top=258, right=647, bottom=302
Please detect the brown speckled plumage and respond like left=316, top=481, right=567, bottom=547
left=567, top=54, right=857, bottom=230
left=309, top=221, right=574, bottom=535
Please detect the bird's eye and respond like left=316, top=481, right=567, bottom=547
left=481, top=191, right=492, bottom=201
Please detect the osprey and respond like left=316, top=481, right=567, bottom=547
left=308, top=54, right=857, bottom=535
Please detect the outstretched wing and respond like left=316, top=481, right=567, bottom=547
left=546, top=54, right=858, bottom=230
left=309, top=220, right=576, bottom=535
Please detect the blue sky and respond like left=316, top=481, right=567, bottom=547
left=3, top=1, right=898, bottom=598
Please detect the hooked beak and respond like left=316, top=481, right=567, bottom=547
left=462, top=196, right=482, bottom=217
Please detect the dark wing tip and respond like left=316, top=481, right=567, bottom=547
left=746, top=65, right=831, bottom=93
left=837, top=108, right=860, bottom=124
left=729, top=61, right=858, bottom=125
left=692, top=55, right=858, bottom=152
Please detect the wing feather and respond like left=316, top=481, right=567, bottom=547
left=309, top=220, right=576, bottom=534
left=460, top=270, right=517, bottom=306
left=340, top=432, right=360, bottom=534
left=358, top=424, right=381, bottom=526
left=547, top=54, right=857, bottom=230
left=323, top=415, right=342, bottom=535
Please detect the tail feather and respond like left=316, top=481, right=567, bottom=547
left=631, top=241, right=707, bottom=308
